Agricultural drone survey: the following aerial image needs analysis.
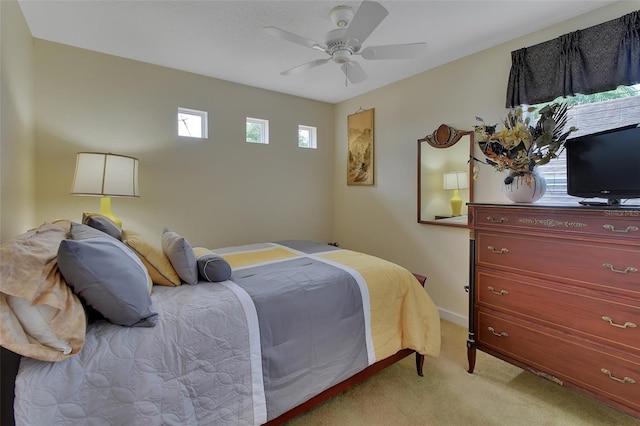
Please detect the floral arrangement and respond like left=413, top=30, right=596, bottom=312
left=474, top=103, right=577, bottom=184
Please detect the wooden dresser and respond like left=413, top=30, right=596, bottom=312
left=466, top=203, right=639, bottom=418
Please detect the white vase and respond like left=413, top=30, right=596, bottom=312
left=502, top=170, right=547, bottom=203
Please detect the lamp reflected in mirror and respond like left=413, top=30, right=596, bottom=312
left=443, top=171, right=469, bottom=216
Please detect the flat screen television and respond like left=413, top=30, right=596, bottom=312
left=565, top=123, right=640, bottom=206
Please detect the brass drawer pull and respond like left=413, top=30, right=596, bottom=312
left=601, top=316, right=637, bottom=329
left=488, top=286, right=508, bottom=296
left=488, top=246, right=509, bottom=254
left=602, top=263, right=638, bottom=274
left=601, top=369, right=636, bottom=384
left=603, top=224, right=639, bottom=234
left=488, top=327, right=508, bottom=338
left=487, top=216, right=508, bottom=223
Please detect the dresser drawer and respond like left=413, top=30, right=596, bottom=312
left=473, top=206, right=640, bottom=242
left=476, top=269, right=640, bottom=353
left=476, top=232, right=640, bottom=296
left=477, top=311, right=640, bottom=412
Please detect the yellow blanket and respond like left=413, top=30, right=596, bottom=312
left=318, top=249, right=441, bottom=360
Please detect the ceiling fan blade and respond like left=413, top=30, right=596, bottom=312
left=343, top=1, right=388, bottom=47
left=264, top=26, right=327, bottom=51
left=341, top=61, right=368, bottom=84
left=281, top=58, right=331, bottom=76
left=359, top=42, right=428, bottom=60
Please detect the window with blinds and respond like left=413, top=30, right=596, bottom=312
left=536, top=88, right=640, bottom=204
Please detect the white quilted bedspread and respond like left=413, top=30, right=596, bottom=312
left=15, top=283, right=263, bottom=426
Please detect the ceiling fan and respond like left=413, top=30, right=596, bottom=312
left=264, top=0, right=427, bottom=84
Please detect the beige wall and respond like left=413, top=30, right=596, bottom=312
left=0, top=0, right=36, bottom=242
left=333, top=1, right=638, bottom=325
left=32, top=41, right=335, bottom=248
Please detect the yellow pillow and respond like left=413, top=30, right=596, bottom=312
left=122, top=230, right=181, bottom=286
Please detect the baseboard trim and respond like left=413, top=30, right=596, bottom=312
left=438, top=307, right=467, bottom=327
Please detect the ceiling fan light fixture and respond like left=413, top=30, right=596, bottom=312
left=330, top=5, right=354, bottom=28
left=332, top=48, right=351, bottom=64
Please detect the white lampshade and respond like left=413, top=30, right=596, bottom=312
left=71, top=152, right=139, bottom=197
left=443, top=171, right=469, bottom=191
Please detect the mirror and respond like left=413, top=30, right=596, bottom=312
left=417, top=124, right=474, bottom=228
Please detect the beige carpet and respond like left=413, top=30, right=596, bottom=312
left=287, top=320, right=639, bottom=426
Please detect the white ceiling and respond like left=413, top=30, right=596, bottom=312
left=18, top=0, right=616, bottom=104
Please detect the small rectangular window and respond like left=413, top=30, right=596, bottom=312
left=178, top=107, right=208, bottom=139
left=246, top=117, right=269, bottom=144
left=298, top=125, right=317, bottom=149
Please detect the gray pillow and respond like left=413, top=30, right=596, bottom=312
left=197, top=254, right=232, bottom=282
left=57, top=237, right=157, bottom=327
left=162, top=228, right=198, bottom=285
left=70, top=222, right=116, bottom=240
left=82, top=213, right=122, bottom=240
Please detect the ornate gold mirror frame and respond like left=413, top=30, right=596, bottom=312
left=417, top=124, right=474, bottom=228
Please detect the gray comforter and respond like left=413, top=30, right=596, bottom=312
left=230, top=243, right=367, bottom=420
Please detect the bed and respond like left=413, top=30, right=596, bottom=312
left=0, top=221, right=441, bottom=425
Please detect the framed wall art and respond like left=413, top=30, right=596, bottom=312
left=347, top=108, right=374, bottom=186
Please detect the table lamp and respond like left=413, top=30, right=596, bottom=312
left=443, top=171, right=468, bottom=216
left=71, top=152, right=139, bottom=227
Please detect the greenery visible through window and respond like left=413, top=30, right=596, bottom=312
left=529, top=84, right=640, bottom=204
left=298, top=125, right=317, bottom=149
left=246, top=117, right=269, bottom=144
left=178, top=107, right=208, bottom=139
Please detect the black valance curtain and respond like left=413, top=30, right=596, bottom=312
left=506, top=10, right=640, bottom=107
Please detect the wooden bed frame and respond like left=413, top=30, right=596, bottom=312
left=1, top=273, right=428, bottom=426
